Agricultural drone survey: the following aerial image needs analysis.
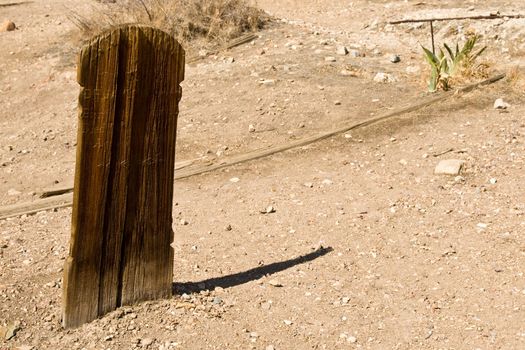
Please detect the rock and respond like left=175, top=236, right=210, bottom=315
left=322, top=179, right=333, bottom=185
left=494, top=98, right=510, bottom=109
left=225, top=224, right=232, bottom=231
left=224, top=57, right=235, bottom=64
left=454, top=176, right=465, bottom=183
left=347, top=335, right=357, bottom=343
left=229, top=177, right=240, bottom=183
left=180, top=219, right=189, bottom=225
left=434, top=159, right=465, bottom=175
left=140, top=338, right=154, bottom=347
left=324, top=56, right=336, bottom=62
left=349, top=49, right=362, bottom=57
left=212, top=297, right=223, bottom=305
left=249, top=124, right=256, bottom=133
left=336, top=45, right=348, bottom=55
left=304, top=182, right=314, bottom=188
left=1, top=20, right=16, bottom=32
left=7, top=188, right=21, bottom=196
left=266, top=346, right=276, bottom=350
left=390, top=54, right=401, bottom=63
left=261, top=301, right=272, bottom=310
left=334, top=100, right=341, bottom=105
left=267, top=279, right=283, bottom=287
left=261, top=206, right=276, bottom=214
left=283, top=320, right=293, bottom=325
left=373, top=72, right=397, bottom=83
left=340, top=69, right=356, bottom=77
left=4, top=321, right=21, bottom=340
left=259, top=79, right=275, bottom=86
left=489, top=178, right=497, bottom=184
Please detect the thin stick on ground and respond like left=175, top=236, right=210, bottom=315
left=0, top=73, right=506, bottom=220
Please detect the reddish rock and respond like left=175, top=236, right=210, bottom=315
left=1, top=20, right=16, bottom=32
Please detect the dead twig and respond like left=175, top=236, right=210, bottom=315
left=187, top=33, right=257, bottom=63
left=389, top=13, right=525, bottom=24
left=432, top=148, right=454, bottom=157
left=0, top=1, right=32, bottom=7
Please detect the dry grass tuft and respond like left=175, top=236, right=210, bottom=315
left=69, top=0, right=268, bottom=52
left=505, top=65, right=525, bottom=94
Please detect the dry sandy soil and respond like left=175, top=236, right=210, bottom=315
left=1, top=0, right=525, bottom=349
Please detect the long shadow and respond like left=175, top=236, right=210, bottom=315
left=173, top=246, right=333, bottom=294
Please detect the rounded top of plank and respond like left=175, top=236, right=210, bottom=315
left=80, top=24, right=185, bottom=56
left=77, top=23, right=185, bottom=87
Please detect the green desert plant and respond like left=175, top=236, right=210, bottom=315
left=422, top=46, right=450, bottom=92
left=422, top=36, right=487, bottom=92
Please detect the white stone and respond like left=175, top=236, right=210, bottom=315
left=259, top=79, right=275, bottom=86
left=347, top=335, right=357, bottom=343
left=336, top=45, right=348, bottom=55
left=7, top=188, right=21, bottom=196
left=434, top=159, right=465, bottom=175
left=373, top=72, right=397, bottom=83
left=494, top=98, right=510, bottom=109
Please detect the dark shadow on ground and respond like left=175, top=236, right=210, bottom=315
left=173, top=246, right=333, bottom=295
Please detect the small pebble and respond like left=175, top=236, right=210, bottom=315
left=373, top=72, right=397, bottom=83
left=1, top=20, right=16, bottom=32
left=140, top=338, right=154, bottom=347
left=347, top=335, right=357, bottom=343
left=494, top=98, right=510, bottom=110
left=259, top=79, right=275, bottom=86
left=336, top=45, right=348, bottom=55
left=261, top=206, right=276, bottom=214
left=267, top=279, right=283, bottom=287
left=390, top=54, right=401, bottom=63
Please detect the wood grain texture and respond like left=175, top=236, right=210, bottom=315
left=62, top=25, right=184, bottom=328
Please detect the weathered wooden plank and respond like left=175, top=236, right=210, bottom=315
left=62, top=25, right=184, bottom=328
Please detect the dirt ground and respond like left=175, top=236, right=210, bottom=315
left=1, top=0, right=525, bottom=349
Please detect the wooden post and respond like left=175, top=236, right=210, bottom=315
left=62, top=25, right=185, bottom=328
